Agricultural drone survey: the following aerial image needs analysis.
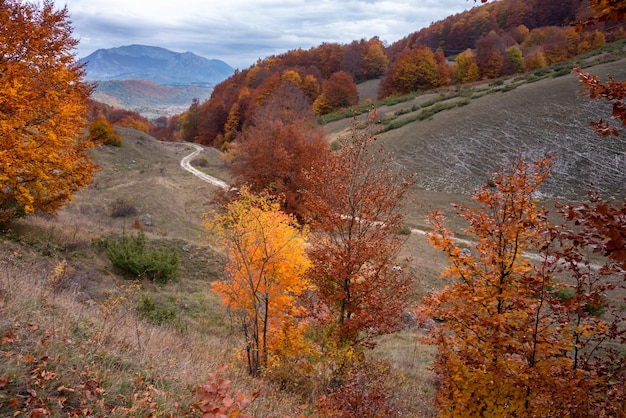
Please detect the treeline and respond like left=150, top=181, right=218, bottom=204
left=86, top=100, right=182, bottom=144
left=169, top=37, right=386, bottom=147
left=161, top=0, right=623, bottom=148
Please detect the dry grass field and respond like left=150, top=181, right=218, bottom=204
left=1, top=48, right=625, bottom=416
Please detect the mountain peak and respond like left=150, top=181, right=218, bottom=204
left=80, top=45, right=234, bottom=85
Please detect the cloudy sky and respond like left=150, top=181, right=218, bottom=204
left=64, top=0, right=480, bottom=70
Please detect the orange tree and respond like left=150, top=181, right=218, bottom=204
left=312, top=71, right=359, bottom=115
left=419, top=158, right=625, bottom=416
left=0, top=0, right=97, bottom=225
left=304, top=112, right=414, bottom=363
left=207, top=187, right=312, bottom=376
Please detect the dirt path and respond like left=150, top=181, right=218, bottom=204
left=179, top=143, right=599, bottom=268
left=180, top=143, right=230, bottom=190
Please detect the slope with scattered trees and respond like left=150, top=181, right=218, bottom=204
left=1, top=0, right=625, bottom=416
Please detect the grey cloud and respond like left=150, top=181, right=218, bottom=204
left=69, top=0, right=476, bottom=69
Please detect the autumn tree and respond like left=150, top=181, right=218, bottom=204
left=88, top=118, right=122, bottom=146
left=476, top=30, right=506, bottom=79
left=304, top=112, right=414, bottom=355
left=313, top=71, right=359, bottom=115
left=453, top=49, right=480, bottom=83
left=229, top=85, right=330, bottom=219
left=207, top=187, right=312, bottom=376
left=581, top=0, right=626, bottom=27
left=503, top=45, right=525, bottom=75
left=0, top=0, right=97, bottom=225
left=361, top=37, right=389, bottom=80
left=180, top=98, right=200, bottom=142
left=524, top=48, right=547, bottom=71
left=419, top=158, right=625, bottom=416
left=378, top=47, right=447, bottom=98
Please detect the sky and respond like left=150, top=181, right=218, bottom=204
left=63, top=0, right=480, bottom=70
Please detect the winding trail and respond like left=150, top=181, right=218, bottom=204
left=179, top=143, right=230, bottom=190
left=178, top=144, right=598, bottom=268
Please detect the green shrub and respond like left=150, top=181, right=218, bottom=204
left=191, top=157, right=209, bottom=167
left=533, top=67, right=551, bottom=77
left=137, top=294, right=182, bottom=328
left=552, top=68, right=572, bottom=78
left=384, top=99, right=470, bottom=131
left=104, top=231, right=180, bottom=283
left=500, top=84, right=518, bottom=93
left=396, top=225, right=412, bottom=235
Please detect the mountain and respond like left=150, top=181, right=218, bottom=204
left=80, top=44, right=234, bottom=85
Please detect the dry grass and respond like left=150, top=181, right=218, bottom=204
left=2, top=53, right=625, bottom=416
left=0, top=238, right=305, bottom=416
left=372, top=331, right=438, bottom=417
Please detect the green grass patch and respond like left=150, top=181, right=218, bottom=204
left=383, top=99, right=471, bottom=131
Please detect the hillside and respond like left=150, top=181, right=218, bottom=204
left=327, top=58, right=626, bottom=207
left=1, top=56, right=625, bottom=416
left=0, top=121, right=445, bottom=415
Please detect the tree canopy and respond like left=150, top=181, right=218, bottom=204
left=0, top=0, right=97, bottom=225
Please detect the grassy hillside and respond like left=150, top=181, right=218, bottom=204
left=1, top=52, right=625, bottom=416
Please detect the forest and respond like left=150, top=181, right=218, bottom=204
left=1, top=0, right=626, bottom=416
left=86, top=0, right=626, bottom=149
left=137, top=0, right=625, bottom=149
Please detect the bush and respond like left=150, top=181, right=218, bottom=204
left=110, top=197, right=138, bottom=218
left=552, top=67, right=572, bottom=78
left=137, top=294, right=182, bottom=328
left=192, top=157, right=209, bottom=167
left=104, top=231, right=180, bottom=283
left=396, top=225, right=412, bottom=235
left=533, top=67, right=552, bottom=77
left=89, top=118, right=122, bottom=146
left=316, top=361, right=398, bottom=418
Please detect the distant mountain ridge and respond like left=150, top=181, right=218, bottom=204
left=80, top=44, right=234, bottom=85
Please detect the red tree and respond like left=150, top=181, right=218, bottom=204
left=304, top=112, right=414, bottom=348
left=229, top=86, right=330, bottom=219
left=313, top=71, right=359, bottom=115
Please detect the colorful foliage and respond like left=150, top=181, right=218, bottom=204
left=88, top=118, right=122, bottom=146
left=453, top=49, right=481, bottom=83
left=229, top=95, right=330, bottom=219
left=419, top=158, right=625, bottom=416
left=208, top=188, right=312, bottom=376
left=379, top=47, right=447, bottom=97
left=313, top=71, right=359, bottom=115
left=304, top=112, right=414, bottom=348
left=0, top=0, right=97, bottom=224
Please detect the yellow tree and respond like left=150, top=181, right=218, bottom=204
left=207, top=187, right=312, bottom=376
left=379, top=46, right=447, bottom=97
left=0, top=0, right=97, bottom=225
left=361, top=36, right=388, bottom=79
left=453, top=49, right=480, bottom=83
left=419, top=159, right=567, bottom=416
